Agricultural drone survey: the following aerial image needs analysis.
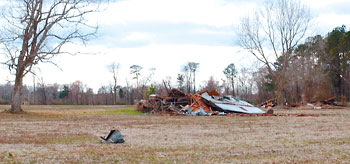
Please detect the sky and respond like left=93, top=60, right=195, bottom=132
left=0, top=0, right=350, bottom=91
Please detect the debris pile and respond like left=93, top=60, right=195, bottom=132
left=260, top=99, right=277, bottom=108
left=320, top=97, right=344, bottom=107
left=137, top=89, right=265, bottom=115
left=303, top=97, right=345, bottom=109
left=259, top=96, right=345, bottom=110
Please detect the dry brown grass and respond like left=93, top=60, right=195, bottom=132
left=1, top=105, right=350, bottom=163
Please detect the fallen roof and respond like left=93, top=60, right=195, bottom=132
left=201, top=92, right=264, bottom=114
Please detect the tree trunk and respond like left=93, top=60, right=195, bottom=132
left=276, top=69, right=287, bottom=107
left=114, top=86, right=117, bottom=105
left=231, top=78, right=235, bottom=97
left=11, top=75, right=24, bottom=113
left=42, top=85, right=47, bottom=105
left=277, top=82, right=285, bottom=106
left=193, top=72, right=196, bottom=93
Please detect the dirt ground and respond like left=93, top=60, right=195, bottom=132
left=1, top=105, right=350, bottom=163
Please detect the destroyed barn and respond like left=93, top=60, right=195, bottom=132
left=137, top=89, right=265, bottom=116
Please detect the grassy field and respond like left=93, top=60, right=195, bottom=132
left=1, top=105, right=350, bottom=163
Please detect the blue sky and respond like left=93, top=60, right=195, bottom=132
left=1, top=0, right=350, bottom=91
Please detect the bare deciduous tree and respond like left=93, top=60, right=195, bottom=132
left=107, top=62, right=120, bottom=105
left=181, top=65, right=192, bottom=93
left=201, top=76, right=221, bottom=93
left=0, top=0, right=104, bottom=113
left=238, top=0, right=311, bottom=105
left=182, top=62, right=199, bottom=93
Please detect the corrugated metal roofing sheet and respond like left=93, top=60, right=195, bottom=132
left=201, top=92, right=264, bottom=114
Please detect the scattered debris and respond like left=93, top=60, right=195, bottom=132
left=137, top=89, right=264, bottom=116
left=226, top=113, right=319, bottom=117
left=260, top=97, right=345, bottom=110
left=299, top=97, right=345, bottom=109
left=100, top=129, right=125, bottom=144
left=306, top=103, right=322, bottom=110
left=286, top=102, right=300, bottom=107
left=260, top=99, right=277, bottom=108
left=137, top=89, right=336, bottom=116
left=320, top=97, right=344, bottom=107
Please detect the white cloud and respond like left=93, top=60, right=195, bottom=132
left=9, top=43, right=253, bottom=91
left=192, top=29, right=235, bottom=35
left=303, top=0, right=349, bottom=9
left=0, top=1, right=7, bottom=6
left=313, top=13, right=350, bottom=35
left=92, top=0, right=256, bottom=27
left=1, top=0, right=349, bottom=92
left=123, top=32, right=153, bottom=41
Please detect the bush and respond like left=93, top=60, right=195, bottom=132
left=143, top=85, right=156, bottom=99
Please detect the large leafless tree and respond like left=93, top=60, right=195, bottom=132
left=0, top=0, right=104, bottom=113
left=238, top=0, right=311, bottom=104
left=107, top=62, right=120, bottom=105
left=182, top=62, right=199, bottom=93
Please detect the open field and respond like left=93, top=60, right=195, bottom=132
left=1, top=105, right=350, bottom=163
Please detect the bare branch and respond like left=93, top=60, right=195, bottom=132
left=0, top=0, right=106, bottom=112
left=238, top=0, right=310, bottom=77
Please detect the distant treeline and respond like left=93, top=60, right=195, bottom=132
left=1, top=25, right=350, bottom=106
left=0, top=81, right=140, bottom=105
left=0, top=75, right=257, bottom=105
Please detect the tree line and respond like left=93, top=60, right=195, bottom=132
left=0, top=0, right=349, bottom=113
left=0, top=60, right=251, bottom=105
left=1, top=25, right=349, bottom=106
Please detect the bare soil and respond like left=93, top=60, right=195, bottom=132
left=1, top=105, right=350, bottom=163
